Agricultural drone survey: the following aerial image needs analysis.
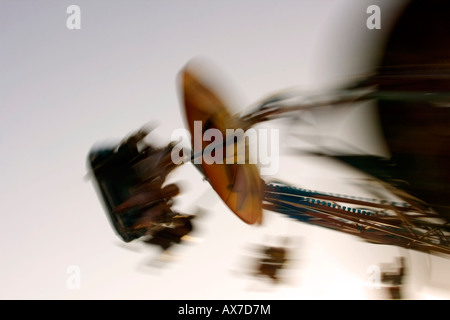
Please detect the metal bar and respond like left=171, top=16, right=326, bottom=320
left=265, top=194, right=450, bottom=255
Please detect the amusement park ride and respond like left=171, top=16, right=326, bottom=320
left=88, top=0, right=450, bottom=270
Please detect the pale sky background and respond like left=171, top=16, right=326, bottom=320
left=1, top=0, right=449, bottom=300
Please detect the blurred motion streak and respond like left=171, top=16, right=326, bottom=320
left=380, top=257, right=406, bottom=299
left=252, top=237, right=293, bottom=284
left=87, top=0, right=450, bottom=268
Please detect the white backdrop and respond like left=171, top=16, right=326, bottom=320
left=1, top=0, right=449, bottom=299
